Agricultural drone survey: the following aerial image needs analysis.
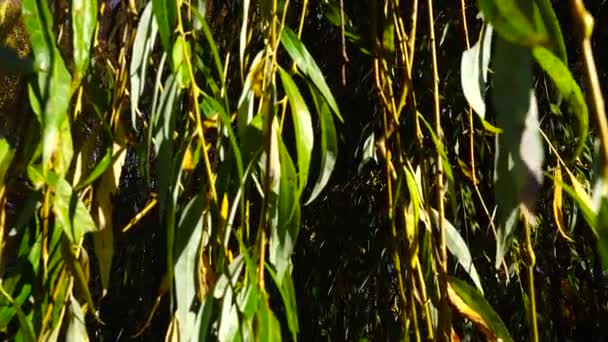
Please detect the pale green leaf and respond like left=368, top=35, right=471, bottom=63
left=461, top=24, right=493, bottom=118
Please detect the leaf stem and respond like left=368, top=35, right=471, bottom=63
left=524, top=218, right=539, bottom=342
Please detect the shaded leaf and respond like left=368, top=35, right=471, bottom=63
left=492, top=36, right=542, bottom=268
left=175, top=194, right=205, bottom=341
left=130, top=2, right=158, bottom=131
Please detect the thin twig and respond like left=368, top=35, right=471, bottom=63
left=426, top=0, right=450, bottom=340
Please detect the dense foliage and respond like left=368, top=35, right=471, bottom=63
left=1, top=0, right=608, bottom=341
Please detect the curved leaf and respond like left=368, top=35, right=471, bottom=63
left=280, top=26, right=342, bottom=122
left=279, top=67, right=314, bottom=195
left=448, top=277, right=513, bottom=342
left=429, top=209, right=484, bottom=294
left=305, top=84, right=338, bottom=205
left=532, top=47, right=588, bottom=157
left=461, top=24, right=493, bottom=118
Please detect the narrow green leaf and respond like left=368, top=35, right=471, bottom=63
left=256, top=297, right=282, bottom=342
left=267, top=266, right=299, bottom=340
left=281, top=26, right=343, bottom=122
left=0, top=139, right=14, bottom=185
left=22, top=0, right=73, bottom=176
left=47, top=172, right=97, bottom=243
left=477, top=0, right=547, bottom=46
left=130, top=1, right=158, bottom=132
left=172, top=35, right=192, bottom=89
left=152, top=0, right=177, bottom=53
left=534, top=0, right=567, bottom=63
left=460, top=24, right=493, bottom=118
left=269, top=139, right=300, bottom=284
left=74, top=147, right=113, bottom=192
left=71, top=0, right=97, bottom=85
left=532, top=47, right=588, bottom=157
left=305, top=85, right=338, bottom=205
left=0, top=284, right=35, bottom=342
left=429, top=209, right=484, bottom=294
left=279, top=67, right=314, bottom=195
left=449, top=277, right=514, bottom=342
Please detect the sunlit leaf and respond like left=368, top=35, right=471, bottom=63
left=256, top=296, right=282, bottom=342
left=65, top=295, right=89, bottom=342
left=448, top=277, right=513, bottom=342
left=0, top=139, right=14, bottom=185
left=22, top=0, right=73, bottom=176
left=534, top=0, right=567, bottom=63
left=152, top=0, right=177, bottom=53
left=429, top=209, right=484, bottom=294
left=71, top=0, right=97, bottom=85
left=461, top=23, right=493, bottom=118
left=46, top=172, right=97, bottom=243
left=172, top=35, right=192, bottom=89
left=281, top=26, right=342, bottom=122
left=532, top=46, right=588, bottom=157
left=279, top=67, right=314, bottom=195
